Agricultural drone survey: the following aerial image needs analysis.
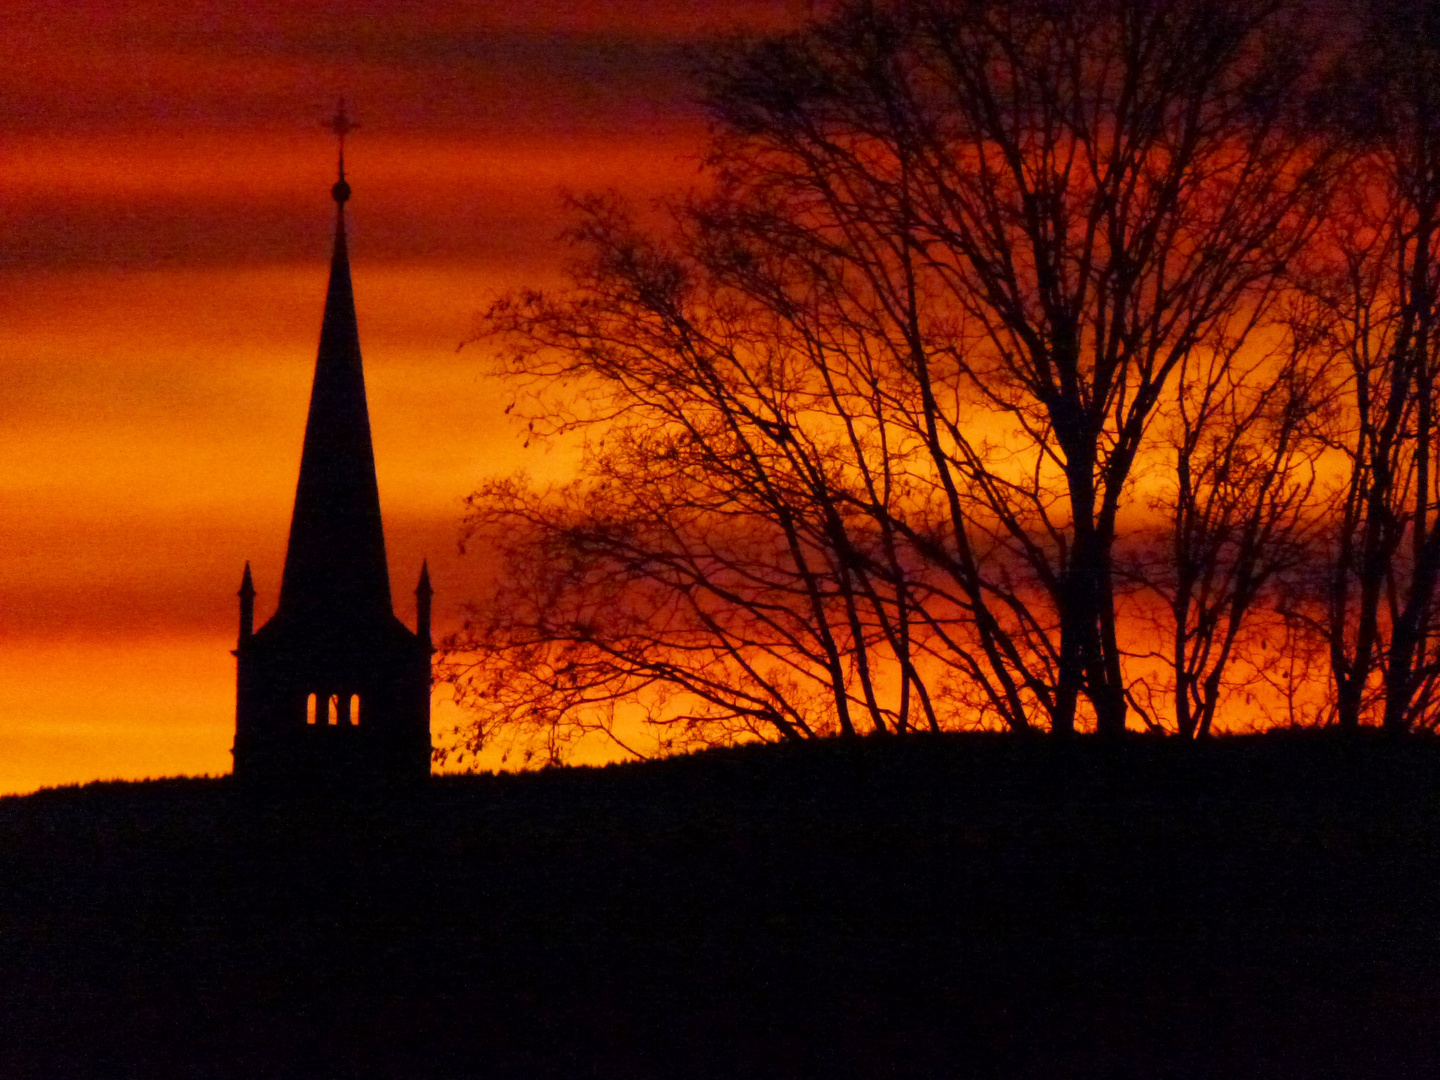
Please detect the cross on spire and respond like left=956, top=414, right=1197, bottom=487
left=325, top=98, right=357, bottom=206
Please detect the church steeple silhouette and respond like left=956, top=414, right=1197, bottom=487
left=233, top=102, right=432, bottom=783
left=279, top=134, right=391, bottom=629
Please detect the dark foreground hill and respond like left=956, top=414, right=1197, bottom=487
left=1, top=733, right=1438, bottom=1079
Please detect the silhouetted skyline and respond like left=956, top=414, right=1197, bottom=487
left=0, top=0, right=799, bottom=794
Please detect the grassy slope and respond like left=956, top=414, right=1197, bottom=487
left=1, top=733, right=1438, bottom=1079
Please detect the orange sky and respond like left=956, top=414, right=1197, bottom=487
left=0, top=0, right=802, bottom=793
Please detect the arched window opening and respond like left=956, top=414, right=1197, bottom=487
left=306, top=693, right=318, bottom=725
left=352, top=694, right=362, bottom=726
left=328, top=694, right=341, bottom=725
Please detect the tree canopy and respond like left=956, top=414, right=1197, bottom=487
left=442, top=0, right=1440, bottom=764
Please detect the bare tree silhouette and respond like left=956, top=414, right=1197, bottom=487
left=445, top=199, right=941, bottom=761
left=1300, top=1, right=1440, bottom=732
left=1127, top=320, right=1332, bottom=737
left=444, top=0, right=1344, bottom=759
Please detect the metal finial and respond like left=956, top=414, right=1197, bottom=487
left=325, top=98, right=357, bottom=205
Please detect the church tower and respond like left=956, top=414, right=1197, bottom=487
left=233, top=105, right=432, bottom=783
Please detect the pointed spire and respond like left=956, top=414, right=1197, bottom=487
left=238, top=562, right=255, bottom=643
left=276, top=126, right=393, bottom=629
left=415, top=560, right=433, bottom=645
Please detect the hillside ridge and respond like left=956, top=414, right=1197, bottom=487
left=2, top=732, right=1437, bottom=1079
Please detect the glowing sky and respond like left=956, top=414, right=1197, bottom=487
left=0, top=0, right=800, bottom=793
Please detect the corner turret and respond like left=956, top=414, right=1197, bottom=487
left=416, top=561, right=433, bottom=647
left=238, top=562, right=255, bottom=643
